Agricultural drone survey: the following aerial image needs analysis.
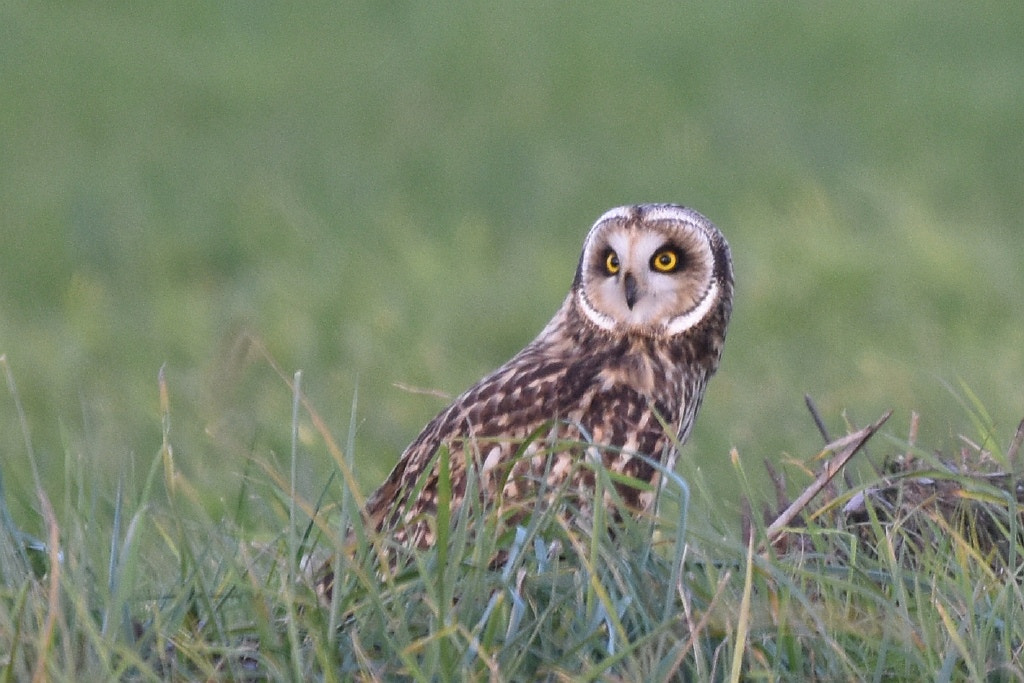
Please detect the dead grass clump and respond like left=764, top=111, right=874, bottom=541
left=757, top=401, right=1024, bottom=572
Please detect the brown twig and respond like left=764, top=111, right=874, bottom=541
left=804, top=394, right=831, bottom=444
left=762, top=410, right=892, bottom=552
left=763, top=458, right=788, bottom=513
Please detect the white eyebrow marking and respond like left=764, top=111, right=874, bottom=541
left=593, top=205, right=634, bottom=224
left=641, top=205, right=703, bottom=225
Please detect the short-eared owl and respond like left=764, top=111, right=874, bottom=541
left=361, top=204, right=733, bottom=549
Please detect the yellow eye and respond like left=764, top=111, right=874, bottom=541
left=652, top=249, right=678, bottom=272
left=604, top=251, right=620, bottom=275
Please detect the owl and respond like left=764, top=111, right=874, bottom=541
left=356, top=203, right=734, bottom=552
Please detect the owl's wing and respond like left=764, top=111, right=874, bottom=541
left=362, top=348, right=606, bottom=529
left=361, top=338, right=693, bottom=535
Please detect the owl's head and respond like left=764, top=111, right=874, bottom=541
left=572, top=204, right=733, bottom=339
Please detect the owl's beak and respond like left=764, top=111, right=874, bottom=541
left=623, top=272, right=639, bottom=309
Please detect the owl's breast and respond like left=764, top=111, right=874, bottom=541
left=592, top=336, right=672, bottom=397
left=596, top=358, right=653, bottom=396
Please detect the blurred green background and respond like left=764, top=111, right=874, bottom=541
left=1, top=2, right=1022, bottom=531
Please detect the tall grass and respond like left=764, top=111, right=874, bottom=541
left=2, top=357, right=1023, bottom=680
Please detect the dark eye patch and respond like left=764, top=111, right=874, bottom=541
left=649, top=245, right=685, bottom=273
left=597, top=248, right=620, bottom=276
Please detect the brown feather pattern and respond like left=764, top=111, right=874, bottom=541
left=358, top=204, right=734, bottom=549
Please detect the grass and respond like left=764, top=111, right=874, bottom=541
left=3, top=354, right=1024, bottom=680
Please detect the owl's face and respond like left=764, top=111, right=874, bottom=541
left=572, top=204, right=732, bottom=338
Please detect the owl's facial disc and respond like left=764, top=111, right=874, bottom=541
left=575, top=206, right=722, bottom=337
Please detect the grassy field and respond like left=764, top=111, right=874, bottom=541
left=2, top=2, right=1023, bottom=678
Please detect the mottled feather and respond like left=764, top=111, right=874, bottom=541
left=359, top=203, right=733, bottom=549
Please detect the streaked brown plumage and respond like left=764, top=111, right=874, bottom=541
left=359, top=203, right=733, bottom=550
